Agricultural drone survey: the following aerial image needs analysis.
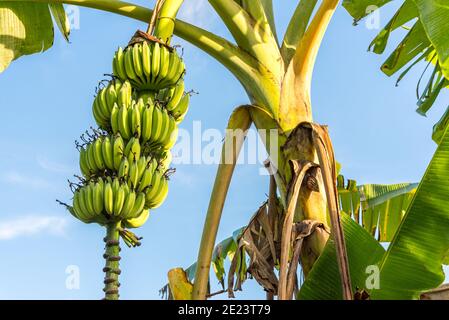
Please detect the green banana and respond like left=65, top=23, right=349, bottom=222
left=156, top=45, right=170, bottom=85
left=118, top=157, right=130, bottom=179
left=124, top=137, right=141, bottom=163
left=142, top=41, right=152, bottom=78
left=112, top=134, right=125, bottom=171
left=123, top=209, right=149, bottom=229
left=110, top=103, right=120, bottom=134
left=79, top=147, right=90, bottom=178
left=102, top=135, right=114, bottom=171
left=151, top=42, right=161, bottom=84
left=129, top=105, right=141, bottom=138
left=93, top=138, right=105, bottom=170
left=132, top=43, right=143, bottom=80
left=104, top=182, right=114, bottom=215
left=148, top=177, right=169, bottom=209
left=172, top=93, right=190, bottom=123
left=141, top=103, right=154, bottom=143
left=113, top=185, right=125, bottom=216
left=124, top=47, right=138, bottom=82
left=129, top=192, right=146, bottom=219
left=87, top=143, right=99, bottom=172
left=128, top=161, right=139, bottom=189
left=93, top=180, right=104, bottom=215
left=165, top=81, right=185, bottom=111
left=121, top=191, right=136, bottom=219
left=150, top=106, right=164, bottom=142
left=118, top=105, right=132, bottom=139
left=113, top=47, right=127, bottom=80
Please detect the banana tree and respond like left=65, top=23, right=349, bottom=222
left=2, top=0, right=449, bottom=300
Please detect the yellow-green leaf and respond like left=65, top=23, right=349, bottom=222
left=0, top=3, right=54, bottom=73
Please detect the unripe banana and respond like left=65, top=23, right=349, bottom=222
left=118, top=105, right=132, bottom=140
left=93, top=138, right=105, bottom=171
left=105, top=82, right=118, bottom=113
left=118, top=80, right=133, bottom=108
left=104, top=182, right=114, bottom=215
left=84, top=184, right=96, bottom=218
left=141, top=103, right=154, bottom=143
left=136, top=156, right=148, bottom=183
left=123, top=209, right=149, bottom=229
left=93, top=180, right=104, bottom=216
left=148, top=177, right=169, bottom=209
left=172, top=93, right=190, bottom=123
left=79, top=147, right=91, bottom=178
left=110, top=103, right=120, bottom=134
left=118, top=157, right=130, bottom=179
left=102, top=136, right=114, bottom=171
left=124, top=47, right=138, bottom=81
left=129, top=192, right=146, bottom=219
left=113, top=47, right=127, bottom=80
left=121, top=191, right=136, bottom=219
left=128, top=161, right=139, bottom=189
left=158, top=108, right=171, bottom=145
left=142, top=41, right=152, bottom=77
left=78, top=188, right=91, bottom=220
left=151, top=106, right=164, bottom=142
left=151, top=42, right=161, bottom=83
left=132, top=43, right=143, bottom=80
left=156, top=45, right=170, bottom=85
left=87, top=143, right=99, bottom=172
left=129, top=105, right=141, bottom=138
left=112, top=134, right=125, bottom=171
left=145, top=171, right=162, bottom=206
left=113, top=185, right=125, bottom=216
left=165, top=81, right=185, bottom=111
left=124, top=137, right=141, bottom=163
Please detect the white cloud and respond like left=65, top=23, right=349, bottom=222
left=36, top=155, right=72, bottom=174
left=2, top=171, right=51, bottom=189
left=0, top=216, right=68, bottom=240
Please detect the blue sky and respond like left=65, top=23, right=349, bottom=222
left=0, top=1, right=447, bottom=299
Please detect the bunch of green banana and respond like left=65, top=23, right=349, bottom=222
left=110, top=99, right=179, bottom=149
left=113, top=41, right=185, bottom=91
left=92, top=79, right=133, bottom=130
left=79, top=135, right=144, bottom=178
left=71, top=177, right=148, bottom=225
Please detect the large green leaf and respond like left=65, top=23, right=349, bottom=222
left=372, top=125, right=449, bottom=299
left=338, top=179, right=417, bottom=242
left=344, top=0, right=449, bottom=142
left=413, top=0, right=449, bottom=80
left=298, top=213, right=385, bottom=300
left=49, top=3, right=70, bottom=42
left=342, top=0, right=392, bottom=22
left=0, top=3, right=54, bottom=73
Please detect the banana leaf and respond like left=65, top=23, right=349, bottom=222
left=338, top=179, right=418, bottom=242
left=0, top=2, right=70, bottom=73
left=301, top=124, right=449, bottom=299
left=343, top=0, right=449, bottom=141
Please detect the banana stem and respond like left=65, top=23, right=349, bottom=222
left=153, top=0, right=184, bottom=44
left=192, top=106, right=252, bottom=300
left=103, top=221, right=121, bottom=300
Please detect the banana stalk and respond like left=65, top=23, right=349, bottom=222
left=103, top=221, right=121, bottom=300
